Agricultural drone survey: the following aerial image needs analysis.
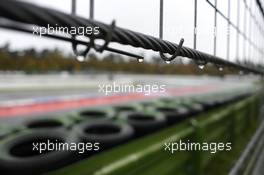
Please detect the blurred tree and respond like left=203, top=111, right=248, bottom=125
left=0, top=43, right=236, bottom=75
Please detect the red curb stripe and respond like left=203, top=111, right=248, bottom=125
left=0, top=85, right=217, bottom=118
left=0, top=93, right=145, bottom=117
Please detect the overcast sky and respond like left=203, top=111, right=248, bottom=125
left=0, top=0, right=263, bottom=63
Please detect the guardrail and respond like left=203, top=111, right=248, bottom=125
left=229, top=112, right=264, bottom=175
left=48, top=94, right=260, bottom=175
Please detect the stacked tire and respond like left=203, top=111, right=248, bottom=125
left=0, top=130, right=79, bottom=175
left=0, top=92, right=251, bottom=174
left=72, top=108, right=115, bottom=123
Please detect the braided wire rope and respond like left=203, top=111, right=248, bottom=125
left=0, top=0, right=263, bottom=74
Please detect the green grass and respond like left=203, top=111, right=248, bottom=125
left=204, top=122, right=258, bottom=175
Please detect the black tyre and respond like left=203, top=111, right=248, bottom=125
left=226, top=95, right=238, bottom=104
left=194, top=99, right=217, bottom=110
left=73, top=121, right=134, bottom=151
left=181, top=102, right=204, bottom=116
left=138, top=100, right=162, bottom=109
left=73, top=108, right=115, bottom=123
left=157, top=98, right=180, bottom=105
left=23, top=116, right=71, bottom=131
left=112, top=104, right=142, bottom=113
left=0, top=125, right=13, bottom=140
left=118, top=111, right=166, bottom=136
left=151, top=106, right=190, bottom=124
left=0, top=130, right=79, bottom=175
left=217, top=98, right=231, bottom=106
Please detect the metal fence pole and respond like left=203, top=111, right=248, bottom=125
left=194, top=0, right=197, bottom=50
left=90, top=0, right=94, bottom=20
left=243, top=2, right=247, bottom=61
left=227, top=0, right=230, bottom=60
left=71, top=0, right=76, bottom=15
left=213, top=0, right=217, bottom=56
left=236, top=0, right=240, bottom=61
left=159, top=0, right=163, bottom=40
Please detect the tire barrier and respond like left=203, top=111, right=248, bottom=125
left=22, top=116, right=72, bottom=131
left=150, top=106, right=190, bottom=125
left=112, top=104, right=143, bottom=114
left=226, top=96, right=239, bottom=104
left=180, top=101, right=204, bottom=116
left=214, top=97, right=230, bottom=106
left=0, top=130, right=79, bottom=175
left=72, top=108, right=115, bottom=123
left=157, top=97, right=182, bottom=106
left=198, top=95, right=234, bottom=108
left=73, top=121, right=134, bottom=151
left=138, top=100, right=163, bottom=109
left=0, top=125, right=14, bottom=140
left=118, top=111, right=166, bottom=136
left=194, top=99, right=217, bottom=110
left=46, top=93, right=260, bottom=175
left=158, top=98, right=181, bottom=105
left=193, top=92, right=252, bottom=110
left=0, top=91, right=255, bottom=175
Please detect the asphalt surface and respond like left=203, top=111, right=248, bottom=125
left=0, top=74, right=257, bottom=104
left=0, top=73, right=258, bottom=124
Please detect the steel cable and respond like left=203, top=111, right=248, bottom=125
left=0, top=0, right=263, bottom=74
